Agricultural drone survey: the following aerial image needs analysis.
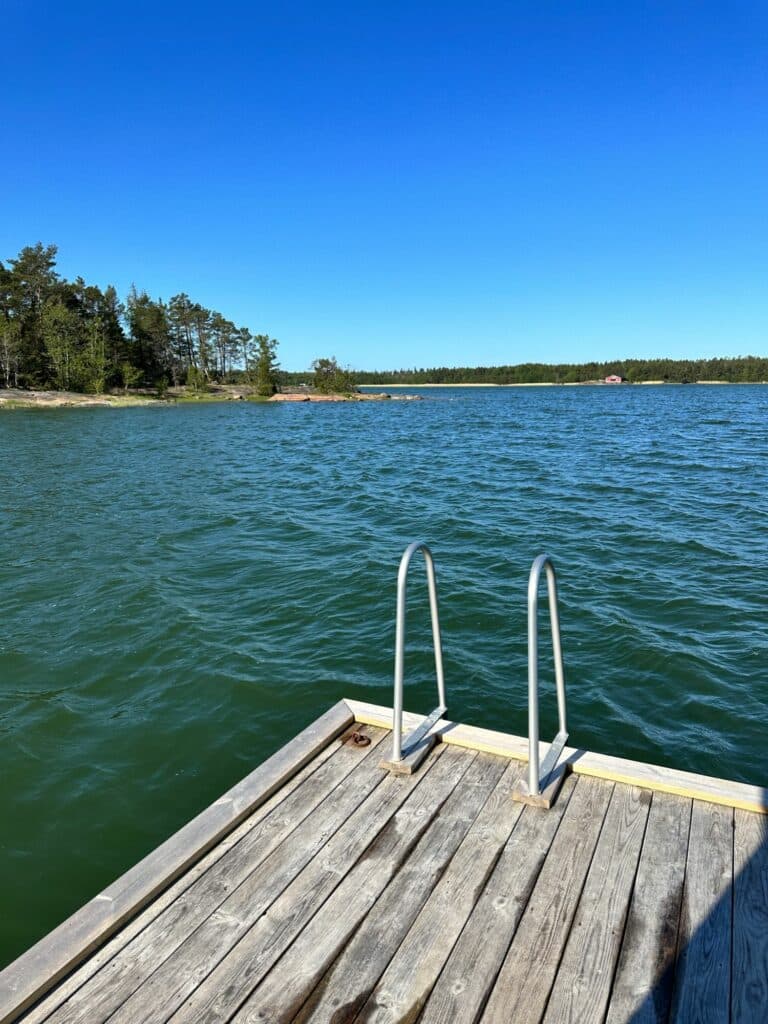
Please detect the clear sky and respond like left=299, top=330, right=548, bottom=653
left=3, top=1, right=767, bottom=371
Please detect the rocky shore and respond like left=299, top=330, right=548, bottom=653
left=0, top=385, right=422, bottom=409
left=0, top=389, right=157, bottom=408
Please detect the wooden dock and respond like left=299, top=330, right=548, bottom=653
left=1, top=698, right=766, bottom=1023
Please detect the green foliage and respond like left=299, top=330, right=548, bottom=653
left=312, top=356, right=357, bottom=394
left=127, top=287, right=172, bottom=383
left=4, top=241, right=767, bottom=397
left=120, top=362, right=142, bottom=393
left=0, top=242, right=270, bottom=396
left=185, top=364, right=207, bottom=392
left=9, top=243, right=60, bottom=385
left=282, top=356, right=768, bottom=387
left=42, top=302, right=80, bottom=390
left=254, top=334, right=280, bottom=396
left=0, top=314, right=22, bottom=389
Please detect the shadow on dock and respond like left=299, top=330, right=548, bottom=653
left=621, top=801, right=766, bottom=1023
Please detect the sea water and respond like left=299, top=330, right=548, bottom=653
left=0, top=383, right=766, bottom=965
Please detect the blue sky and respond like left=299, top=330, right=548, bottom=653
left=3, top=1, right=766, bottom=370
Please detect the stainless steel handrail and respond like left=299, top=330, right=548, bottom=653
left=527, top=554, right=568, bottom=796
left=391, top=541, right=447, bottom=762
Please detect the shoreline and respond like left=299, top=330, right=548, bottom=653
left=358, top=380, right=766, bottom=388
left=0, top=389, right=161, bottom=409
left=0, top=386, right=421, bottom=410
left=0, top=385, right=263, bottom=410
left=3, top=379, right=765, bottom=410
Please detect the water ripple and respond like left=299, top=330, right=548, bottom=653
left=0, top=384, right=766, bottom=965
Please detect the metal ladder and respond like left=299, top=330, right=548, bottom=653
left=380, top=541, right=447, bottom=773
left=512, top=554, right=570, bottom=806
left=380, top=543, right=569, bottom=804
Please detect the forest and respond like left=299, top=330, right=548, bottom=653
left=2, top=243, right=766, bottom=395
left=304, top=357, right=768, bottom=386
left=0, top=243, right=279, bottom=395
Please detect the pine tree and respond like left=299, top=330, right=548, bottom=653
left=255, top=335, right=280, bottom=396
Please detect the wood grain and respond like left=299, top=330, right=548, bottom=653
left=732, top=808, right=768, bottom=1023
left=420, top=774, right=576, bottom=1024
left=480, top=777, right=613, bottom=1024
left=66, top=726, right=389, bottom=1024
left=670, top=800, right=733, bottom=1024
left=0, top=699, right=355, bottom=1024
left=10, top=699, right=761, bottom=1024
left=18, top=730, right=347, bottom=1024
left=250, top=753, right=506, bottom=1023
left=168, top=746, right=469, bottom=1024
left=356, top=774, right=575, bottom=1024
left=379, top=731, right=438, bottom=774
left=511, top=761, right=568, bottom=808
left=605, top=791, right=691, bottom=1024
left=542, top=785, right=650, bottom=1023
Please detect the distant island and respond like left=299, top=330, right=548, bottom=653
left=1, top=243, right=765, bottom=409
left=283, top=358, right=767, bottom=387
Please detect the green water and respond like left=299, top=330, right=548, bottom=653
left=1, top=384, right=766, bottom=967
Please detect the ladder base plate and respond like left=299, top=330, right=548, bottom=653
left=379, top=732, right=439, bottom=775
left=511, top=762, right=568, bottom=808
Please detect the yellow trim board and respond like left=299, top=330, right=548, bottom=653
left=344, top=698, right=767, bottom=815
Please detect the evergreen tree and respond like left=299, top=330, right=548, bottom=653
left=0, top=262, right=21, bottom=387
left=7, top=243, right=60, bottom=385
left=41, top=302, right=80, bottom=390
left=255, top=335, right=280, bottom=396
left=312, top=356, right=356, bottom=394
left=126, top=288, right=172, bottom=384
left=238, top=327, right=254, bottom=382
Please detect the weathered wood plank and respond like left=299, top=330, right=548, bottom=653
left=480, top=777, right=614, bottom=1024
left=101, top=728, right=404, bottom=1024
left=605, top=792, right=691, bottom=1024
left=248, top=753, right=507, bottom=1023
left=345, top=699, right=768, bottom=813
left=731, top=809, right=768, bottom=1023
left=356, top=778, right=578, bottom=1024
left=17, top=730, right=347, bottom=1024
left=542, top=785, right=650, bottom=1023
left=419, top=774, right=577, bottom=1024
left=9, top=701, right=762, bottom=1024
left=670, top=800, right=733, bottom=1024
left=168, top=745, right=468, bottom=1024
left=45, top=725, right=387, bottom=1024
left=0, top=699, right=355, bottom=1024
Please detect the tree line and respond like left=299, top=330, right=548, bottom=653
left=284, top=356, right=768, bottom=386
left=0, top=243, right=279, bottom=395
left=4, top=243, right=764, bottom=395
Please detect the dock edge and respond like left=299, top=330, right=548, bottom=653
left=0, top=700, right=354, bottom=1024
left=1, top=695, right=765, bottom=1024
